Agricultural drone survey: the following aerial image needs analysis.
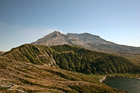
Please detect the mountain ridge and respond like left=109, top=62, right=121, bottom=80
left=32, top=31, right=140, bottom=63
left=33, top=31, right=139, bottom=48
left=32, top=31, right=112, bottom=46
left=3, top=44, right=140, bottom=74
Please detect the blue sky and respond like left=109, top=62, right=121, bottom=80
left=0, top=0, right=140, bottom=51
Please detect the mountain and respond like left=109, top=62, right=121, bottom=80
left=3, top=44, right=140, bottom=74
left=0, top=56, right=126, bottom=92
left=32, top=31, right=140, bottom=63
left=32, top=31, right=111, bottom=47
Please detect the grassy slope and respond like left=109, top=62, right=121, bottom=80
left=0, top=56, right=126, bottom=93
left=3, top=44, right=140, bottom=75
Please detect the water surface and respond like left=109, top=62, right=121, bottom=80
left=103, top=77, right=140, bottom=93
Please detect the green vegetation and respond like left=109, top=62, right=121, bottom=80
left=3, top=44, right=140, bottom=75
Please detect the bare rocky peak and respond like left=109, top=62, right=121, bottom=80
left=32, top=31, right=110, bottom=46
left=67, top=32, right=109, bottom=44
left=47, top=31, right=64, bottom=37
left=32, top=31, right=68, bottom=45
left=40, top=31, right=64, bottom=40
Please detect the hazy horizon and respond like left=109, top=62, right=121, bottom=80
left=0, top=0, right=140, bottom=51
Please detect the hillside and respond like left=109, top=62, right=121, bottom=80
left=0, top=56, right=126, bottom=92
left=3, top=44, right=140, bottom=74
left=32, top=31, right=140, bottom=63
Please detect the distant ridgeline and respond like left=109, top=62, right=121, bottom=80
left=3, top=44, right=140, bottom=74
left=32, top=31, right=140, bottom=63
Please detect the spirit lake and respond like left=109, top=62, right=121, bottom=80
left=103, top=77, right=140, bottom=93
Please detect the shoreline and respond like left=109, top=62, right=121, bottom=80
left=100, top=74, right=140, bottom=83
left=100, top=76, right=107, bottom=82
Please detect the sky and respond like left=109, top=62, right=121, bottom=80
left=0, top=0, right=140, bottom=51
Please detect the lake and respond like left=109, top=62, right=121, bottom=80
left=103, top=77, right=140, bottom=93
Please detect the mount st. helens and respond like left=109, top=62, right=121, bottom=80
left=32, top=31, right=140, bottom=63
